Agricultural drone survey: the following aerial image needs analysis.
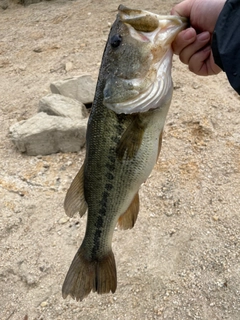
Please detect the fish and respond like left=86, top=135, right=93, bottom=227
left=62, top=4, right=187, bottom=301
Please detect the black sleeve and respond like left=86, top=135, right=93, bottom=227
left=211, top=0, right=240, bottom=95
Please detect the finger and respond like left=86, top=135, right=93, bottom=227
left=208, top=52, right=222, bottom=75
left=179, top=31, right=210, bottom=65
left=188, top=47, right=222, bottom=76
left=171, top=0, right=192, bottom=17
left=172, top=28, right=196, bottom=55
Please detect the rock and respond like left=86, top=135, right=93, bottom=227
left=0, top=0, right=8, bottom=9
left=38, top=94, right=88, bottom=121
left=65, top=61, right=73, bottom=72
left=40, top=301, right=48, bottom=308
left=9, top=113, right=87, bottom=156
left=20, top=0, right=52, bottom=6
left=58, top=216, right=69, bottom=224
left=9, top=75, right=95, bottom=155
left=50, top=75, right=96, bottom=105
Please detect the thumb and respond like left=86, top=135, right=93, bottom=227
left=171, top=0, right=192, bottom=17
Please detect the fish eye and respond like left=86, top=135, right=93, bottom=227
left=110, top=34, right=122, bottom=48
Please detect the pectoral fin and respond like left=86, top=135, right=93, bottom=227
left=64, top=163, right=88, bottom=218
left=118, top=192, right=139, bottom=230
left=157, top=130, right=163, bottom=161
left=116, top=114, right=147, bottom=160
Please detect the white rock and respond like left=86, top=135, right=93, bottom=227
left=38, top=94, right=88, bottom=121
left=40, top=301, right=48, bottom=307
left=58, top=216, right=69, bottom=224
left=50, top=74, right=96, bottom=105
left=9, top=112, right=87, bottom=156
left=65, top=61, right=73, bottom=72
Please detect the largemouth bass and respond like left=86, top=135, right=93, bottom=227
left=62, top=5, right=187, bottom=301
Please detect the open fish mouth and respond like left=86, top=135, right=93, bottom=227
left=103, top=5, right=188, bottom=114
left=118, top=4, right=187, bottom=39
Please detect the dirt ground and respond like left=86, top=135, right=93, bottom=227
left=0, top=0, right=239, bottom=319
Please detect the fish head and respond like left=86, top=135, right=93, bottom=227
left=101, top=5, right=187, bottom=114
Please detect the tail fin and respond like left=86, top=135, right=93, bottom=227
left=62, top=247, right=117, bottom=301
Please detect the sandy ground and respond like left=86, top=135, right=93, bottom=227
left=0, top=1, right=240, bottom=319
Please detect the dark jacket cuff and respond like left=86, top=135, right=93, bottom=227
left=212, top=0, right=240, bottom=94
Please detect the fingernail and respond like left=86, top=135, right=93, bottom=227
left=183, top=28, right=196, bottom=41
left=198, top=32, right=210, bottom=42
left=203, top=45, right=211, bottom=52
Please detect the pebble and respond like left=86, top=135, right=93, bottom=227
left=33, top=47, right=43, bottom=53
left=169, top=229, right=176, bottom=236
left=212, top=215, right=219, bottom=221
left=58, top=216, right=69, bottom=224
left=192, top=83, right=200, bottom=89
left=40, top=301, right=48, bottom=307
left=65, top=61, right=73, bottom=72
left=18, top=65, right=26, bottom=71
left=164, top=210, right=174, bottom=216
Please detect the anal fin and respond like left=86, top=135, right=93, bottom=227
left=118, top=192, right=139, bottom=230
left=64, top=163, right=88, bottom=218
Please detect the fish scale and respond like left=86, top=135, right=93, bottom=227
left=84, top=113, right=136, bottom=251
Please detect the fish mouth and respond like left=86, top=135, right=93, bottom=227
left=103, top=5, right=187, bottom=114
left=118, top=4, right=188, bottom=42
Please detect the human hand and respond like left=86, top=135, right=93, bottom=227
left=171, top=0, right=225, bottom=76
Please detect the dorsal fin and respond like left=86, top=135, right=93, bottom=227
left=64, top=163, right=88, bottom=218
left=118, top=192, right=139, bottom=230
